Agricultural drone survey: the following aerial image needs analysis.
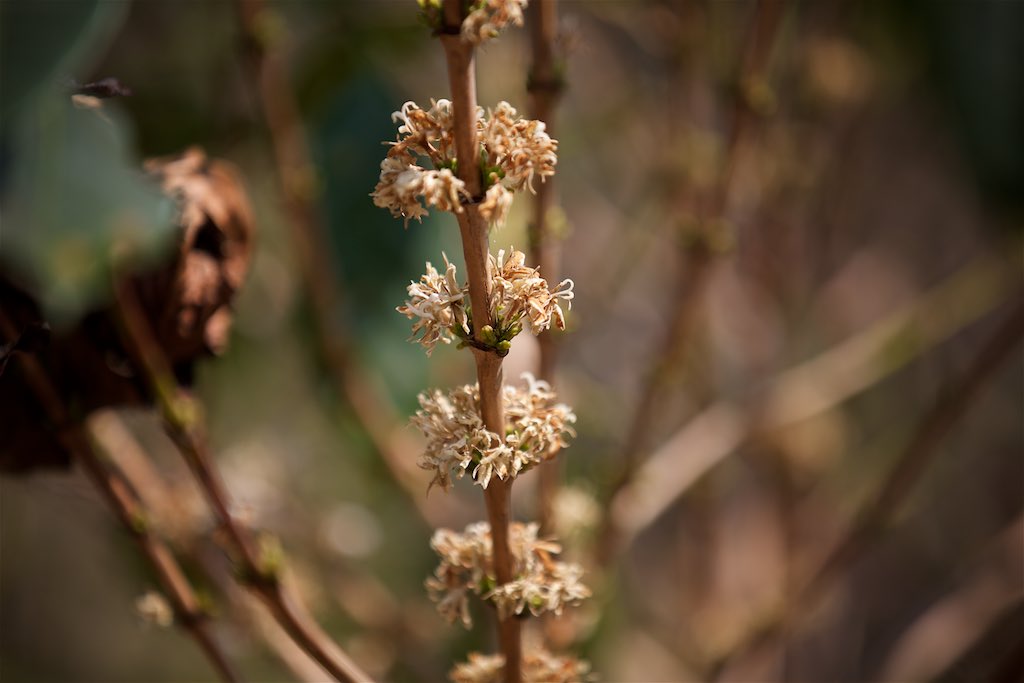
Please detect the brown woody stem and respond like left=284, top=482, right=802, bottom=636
left=111, top=281, right=372, bottom=683
left=441, top=1, right=523, bottom=680
left=527, top=0, right=564, bottom=536
left=0, top=310, right=241, bottom=683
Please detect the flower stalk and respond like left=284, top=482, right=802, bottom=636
left=376, top=3, right=588, bottom=681
left=440, top=1, right=522, bottom=675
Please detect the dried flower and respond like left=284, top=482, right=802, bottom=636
left=479, top=101, right=557, bottom=194
left=450, top=648, right=593, bottom=683
left=461, top=0, right=529, bottom=45
left=426, top=522, right=590, bottom=628
left=410, top=374, right=576, bottom=492
left=489, top=248, right=573, bottom=336
left=135, top=591, right=173, bottom=628
left=373, top=100, right=556, bottom=227
left=478, top=183, right=513, bottom=226
left=398, top=250, right=572, bottom=354
left=396, top=254, right=469, bottom=353
left=551, top=486, right=600, bottom=539
left=373, top=157, right=469, bottom=227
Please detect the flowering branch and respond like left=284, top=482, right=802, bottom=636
left=0, top=310, right=240, bottom=683
left=438, top=1, right=521, bottom=676
left=374, top=3, right=589, bottom=681
left=111, top=279, right=372, bottom=683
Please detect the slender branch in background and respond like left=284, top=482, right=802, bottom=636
left=598, top=0, right=786, bottom=563
left=439, top=0, right=522, bottom=680
left=610, top=254, right=1019, bottom=551
left=90, top=410, right=423, bottom=682
left=526, top=0, right=565, bottom=535
left=231, top=0, right=456, bottom=529
left=111, top=280, right=373, bottom=683
left=0, top=311, right=241, bottom=683
left=706, top=291, right=1024, bottom=681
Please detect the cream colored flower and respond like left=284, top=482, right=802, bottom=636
left=480, top=102, right=557, bottom=194
left=135, top=591, right=173, bottom=628
left=449, top=652, right=504, bottom=683
left=398, top=250, right=572, bottom=354
left=410, top=374, right=575, bottom=492
left=486, top=560, right=590, bottom=620
left=396, top=254, right=469, bottom=353
left=478, top=183, right=513, bottom=226
left=372, top=158, right=469, bottom=227
left=450, top=648, right=593, bottom=683
left=426, top=522, right=590, bottom=628
left=461, top=0, right=529, bottom=45
left=489, top=248, right=573, bottom=335
left=552, top=486, right=600, bottom=539
left=373, top=100, right=556, bottom=227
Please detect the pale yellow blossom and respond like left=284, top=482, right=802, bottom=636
left=450, top=648, right=593, bottom=683
left=410, top=374, right=576, bottom=492
left=398, top=250, right=572, bottom=354
left=373, top=100, right=556, bottom=227
left=461, top=0, right=529, bottom=45
left=426, top=522, right=590, bottom=628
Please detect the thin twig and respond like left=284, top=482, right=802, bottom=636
left=609, top=253, right=1018, bottom=550
left=440, top=0, right=522, bottom=680
left=232, top=0, right=456, bottom=529
left=599, top=0, right=785, bottom=562
left=0, top=310, right=241, bottom=683
left=111, top=280, right=373, bottom=683
left=526, top=0, right=565, bottom=536
left=707, top=291, right=1024, bottom=680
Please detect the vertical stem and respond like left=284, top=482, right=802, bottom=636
left=527, top=0, right=564, bottom=535
left=440, top=1, right=522, bottom=680
left=598, top=0, right=784, bottom=563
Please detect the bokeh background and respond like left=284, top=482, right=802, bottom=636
left=2, top=1, right=1022, bottom=682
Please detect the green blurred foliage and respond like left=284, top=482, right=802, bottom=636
left=1, top=2, right=174, bottom=325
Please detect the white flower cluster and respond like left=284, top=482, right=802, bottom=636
left=489, top=248, right=574, bottom=335
left=461, top=0, right=529, bottom=45
left=426, top=522, right=590, bottom=629
left=450, top=647, right=593, bottom=683
left=396, top=254, right=469, bottom=354
left=135, top=591, right=173, bottom=628
left=397, top=249, right=573, bottom=354
left=373, top=158, right=469, bottom=226
left=372, top=99, right=556, bottom=227
left=479, top=102, right=557, bottom=194
left=410, top=374, right=576, bottom=491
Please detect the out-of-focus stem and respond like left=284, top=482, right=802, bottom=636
left=232, top=0, right=453, bottom=529
left=707, top=291, right=1024, bottom=681
left=599, top=0, right=785, bottom=564
left=440, top=1, right=522, bottom=680
left=527, top=0, right=564, bottom=535
left=0, top=311, right=241, bottom=683
left=112, top=281, right=372, bottom=683
left=611, top=254, right=1018, bottom=550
